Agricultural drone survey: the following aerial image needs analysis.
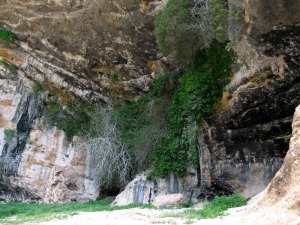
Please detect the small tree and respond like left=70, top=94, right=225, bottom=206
left=154, top=0, right=201, bottom=66
left=154, top=0, right=242, bottom=65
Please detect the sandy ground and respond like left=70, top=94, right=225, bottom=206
left=39, top=208, right=192, bottom=225
left=37, top=204, right=300, bottom=225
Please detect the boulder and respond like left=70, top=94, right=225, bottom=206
left=152, top=194, right=184, bottom=208
left=112, top=168, right=199, bottom=206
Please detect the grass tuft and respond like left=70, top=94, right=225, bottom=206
left=162, top=193, right=246, bottom=220
left=0, top=200, right=155, bottom=224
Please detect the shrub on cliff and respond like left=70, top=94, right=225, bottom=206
left=0, top=58, right=18, bottom=78
left=0, top=29, right=16, bottom=45
left=154, top=0, right=243, bottom=65
left=112, top=73, right=171, bottom=172
left=42, top=98, right=93, bottom=137
left=4, top=128, right=17, bottom=140
left=154, top=0, right=206, bottom=66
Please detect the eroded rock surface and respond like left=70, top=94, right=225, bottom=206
left=112, top=169, right=199, bottom=206
left=199, top=0, right=300, bottom=198
left=1, top=0, right=300, bottom=204
left=0, top=74, right=97, bottom=202
left=0, top=0, right=166, bottom=202
left=0, top=0, right=167, bottom=102
left=193, top=103, right=300, bottom=225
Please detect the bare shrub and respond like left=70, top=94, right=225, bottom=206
left=190, top=0, right=214, bottom=49
left=85, top=105, right=132, bottom=191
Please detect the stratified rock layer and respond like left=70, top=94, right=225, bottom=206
left=0, top=0, right=167, bottom=102
left=0, top=0, right=166, bottom=202
left=193, top=104, right=300, bottom=225
left=0, top=75, right=98, bottom=202
left=199, top=0, right=300, bottom=198
left=1, top=0, right=300, bottom=203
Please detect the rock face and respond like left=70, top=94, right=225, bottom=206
left=199, top=0, right=300, bottom=198
left=193, top=104, right=300, bottom=225
left=0, top=0, right=165, bottom=202
left=1, top=0, right=300, bottom=203
left=0, top=0, right=167, bottom=102
left=0, top=73, right=98, bottom=202
left=259, top=104, right=300, bottom=210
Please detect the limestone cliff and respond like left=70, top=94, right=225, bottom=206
left=0, top=0, right=167, bottom=102
left=0, top=0, right=167, bottom=202
left=1, top=0, right=300, bottom=204
left=199, top=0, right=300, bottom=198
left=115, top=0, right=300, bottom=204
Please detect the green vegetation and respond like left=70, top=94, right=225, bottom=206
left=151, top=41, right=233, bottom=177
left=42, top=99, right=94, bottom=137
left=162, top=193, right=246, bottom=219
left=110, top=72, right=118, bottom=83
left=209, top=0, right=229, bottom=42
left=154, top=0, right=200, bottom=65
left=0, top=29, right=16, bottom=45
left=4, top=128, right=17, bottom=139
left=32, top=82, right=44, bottom=96
left=112, top=42, right=232, bottom=178
left=112, top=73, right=171, bottom=172
left=154, top=0, right=243, bottom=66
left=3, top=128, right=27, bottom=143
left=110, top=42, right=232, bottom=178
left=0, top=195, right=245, bottom=224
left=0, top=58, right=18, bottom=78
left=0, top=200, right=155, bottom=225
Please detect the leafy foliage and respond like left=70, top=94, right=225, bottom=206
left=154, top=0, right=243, bottom=65
left=154, top=0, right=202, bottom=65
left=110, top=72, right=118, bottom=84
left=4, top=128, right=17, bottom=139
left=0, top=29, right=16, bottom=45
left=32, top=83, right=44, bottom=96
left=112, top=42, right=232, bottom=178
left=151, top=41, right=233, bottom=177
left=42, top=99, right=94, bottom=137
left=208, top=0, right=229, bottom=42
left=112, top=73, right=171, bottom=172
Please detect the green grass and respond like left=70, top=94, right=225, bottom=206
left=0, top=200, right=155, bottom=224
left=162, top=193, right=246, bottom=220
